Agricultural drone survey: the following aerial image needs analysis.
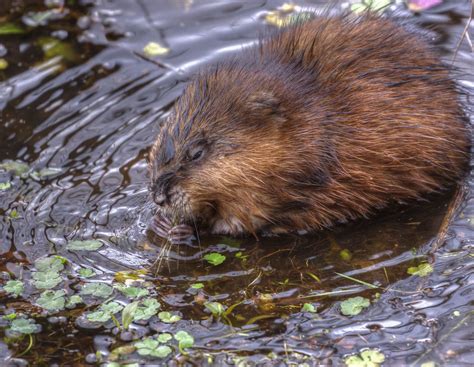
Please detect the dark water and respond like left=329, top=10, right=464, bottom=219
left=0, top=0, right=473, bottom=365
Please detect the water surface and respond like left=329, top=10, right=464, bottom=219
left=0, top=0, right=473, bottom=365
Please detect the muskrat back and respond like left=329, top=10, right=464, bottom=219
left=149, top=13, right=470, bottom=237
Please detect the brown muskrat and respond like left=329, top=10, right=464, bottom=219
left=148, top=13, right=470, bottom=238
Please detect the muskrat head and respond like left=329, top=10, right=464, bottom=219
left=148, top=65, right=328, bottom=236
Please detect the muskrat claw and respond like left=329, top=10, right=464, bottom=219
left=150, top=212, right=195, bottom=244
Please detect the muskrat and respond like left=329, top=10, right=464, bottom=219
left=148, top=13, right=470, bottom=238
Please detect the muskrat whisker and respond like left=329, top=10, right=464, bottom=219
left=175, top=204, right=183, bottom=270
left=165, top=241, right=173, bottom=272
left=169, top=205, right=181, bottom=270
left=189, top=203, right=201, bottom=251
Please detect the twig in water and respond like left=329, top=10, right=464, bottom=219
left=451, top=0, right=473, bottom=64
left=334, top=271, right=379, bottom=289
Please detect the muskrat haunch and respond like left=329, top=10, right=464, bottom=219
left=148, top=13, right=470, bottom=237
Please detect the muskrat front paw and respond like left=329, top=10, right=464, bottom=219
left=150, top=215, right=171, bottom=238
left=150, top=214, right=195, bottom=244
left=167, top=224, right=195, bottom=244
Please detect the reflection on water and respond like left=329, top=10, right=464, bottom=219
left=0, top=0, right=473, bottom=365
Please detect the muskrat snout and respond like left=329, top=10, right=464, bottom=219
left=153, top=192, right=166, bottom=206
left=151, top=171, right=175, bottom=206
left=149, top=168, right=192, bottom=225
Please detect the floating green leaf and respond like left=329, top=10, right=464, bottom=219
left=133, top=298, right=161, bottom=321
left=0, top=182, right=12, bottom=190
left=66, top=295, right=83, bottom=308
left=135, top=338, right=172, bottom=358
left=0, top=23, right=26, bottom=35
left=157, top=333, right=172, bottom=343
left=0, top=161, right=30, bottom=175
left=9, top=318, right=38, bottom=334
left=37, top=290, right=66, bottom=311
left=0, top=59, right=8, bottom=70
left=108, top=345, right=137, bottom=361
left=150, top=345, right=172, bottom=358
left=87, top=302, right=124, bottom=323
left=31, top=256, right=66, bottom=290
left=190, top=283, right=204, bottom=289
left=87, top=311, right=111, bottom=323
left=135, top=338, right=158, bottom=354
left=174, top=330, right=194, bottom=352
left=301, top=303, right=317, bottom=313
left=350, top=0, right=391, bottom=14
left=204, top=301, right=226, bottom=317
left=3, top=280, right=24, bottom=297
left=114, top=269, right=147, bottom=283
left=37, top=37, right=79, bottom=62
left=3, top=313, right=17, bottom=321
left=340, top=296, right=370, bottom=316
left=203, top=252, right=226, bottom=266
left=122, top=301, right=139, bottom=330
left=235, top=251, right=248, bottom=261
left=80, top=282, right=113, bottom=298
left=345, top=348, right=385, bottom=367
left=35, top=255, right=67, bottom=272
left=339, top=249, right=353, bottom=261
left=115, top=284, right=149, bottom=299
left=158, top=311, right=181, bottom=323
left=32, top=271, right=63, bottom=289
left=78, top=268, right=95, bottom=278
left=407, top=263, right=433, bottom=277
left=66, top=239, right=103, bottom=251
left=9, top=209, right=19, bottom=219
left=143, top=42, right=169, bottom=57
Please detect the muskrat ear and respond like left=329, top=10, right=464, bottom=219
left=247, top=91, right=285, bottom=121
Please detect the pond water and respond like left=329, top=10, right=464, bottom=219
left=0, top=0, right=473, bottom=365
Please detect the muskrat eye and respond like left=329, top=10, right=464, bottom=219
left=187, top=146, right=204, bottom=162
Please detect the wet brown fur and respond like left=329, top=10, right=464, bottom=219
left=149, top=14, right=470, bottom=236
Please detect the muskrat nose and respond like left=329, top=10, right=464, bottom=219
left=153, top=192, right=167, bottom=206
left=152, top=171, right=175, bottom=206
